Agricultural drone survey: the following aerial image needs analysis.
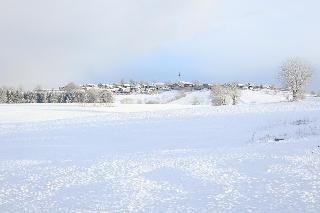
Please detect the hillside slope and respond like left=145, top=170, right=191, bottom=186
left=115, top=89, right=289, bottom=105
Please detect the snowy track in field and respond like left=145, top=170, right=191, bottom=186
left=1, top=98, right=320, bottom=212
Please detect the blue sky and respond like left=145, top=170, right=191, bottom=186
left=0, top=0, right=319, bottom=89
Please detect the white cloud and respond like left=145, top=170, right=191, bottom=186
left=0, top=0, right=218, bottom=88
left=0, top=0, right=319, bottom=88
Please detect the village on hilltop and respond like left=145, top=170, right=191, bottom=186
left=61, top=81, right=277, bottom=95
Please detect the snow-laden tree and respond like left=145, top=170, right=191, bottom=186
left=62, top=91, right=76, bottom=103
left=84, top=89, right=100, bottom=103
left=211, top=84, right=230, bottom=106
left=279, top=57, right=313, bottom=101
left=23, top=91, right=37, bottom=103
left=6, top=89, right=24, bottom=103
left=226, top=82, right=240, bottom=105
left=211, top=83, right=241, bottom=106
left=0, top=86, right=114, bottom=104
left=16, top=89, right=25, bottom=103
left=36, top=92, right=47, bottom=103
left=6, top=90, right=13, bottom=103
left=73, top=91, right=86, bottom=103
left=46, top=92, right=60, bottom=103
left=99, top=90, right=114, bottom=103
left=0, top=88, right=7, bottom=103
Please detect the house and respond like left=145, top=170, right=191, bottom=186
left=120, top=84, right=132, bottom=94
left=203, top=84, right=211, bottom=89
left=261, top=85, right=271, bottom=90
left=98, top=83, right=114, bottom=90
left=80, top=84, right=97, bottom=90
left=237, top=84, right=247, bottom=90
left=133, top=84, right=142, bottom=93
left=153, top=82, right=170, bottom=91
left=178, top=81, right=193, bottom=88
left=194, top=83, right=205, bottom=90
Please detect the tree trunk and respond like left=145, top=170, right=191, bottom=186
left=292, top=90, right=297, bottom=101
left=232, top=96, right=237, bottom=105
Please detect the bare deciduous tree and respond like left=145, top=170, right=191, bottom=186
left=63, top=82, right=80, bottom=92
left=279, top=57, right=313, bottom=101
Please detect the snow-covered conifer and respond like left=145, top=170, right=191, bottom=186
left=0, top=88, right=7, bottom=103
left=36, top=92, right=47, bottom=103
left=24, top=91, right=37, bottom=103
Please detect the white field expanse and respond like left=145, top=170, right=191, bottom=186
left=1, top=90, right=320, bottom=212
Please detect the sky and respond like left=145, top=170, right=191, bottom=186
left=0, top=0, right=319, bottom=89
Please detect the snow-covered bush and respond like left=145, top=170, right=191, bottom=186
left=84, top=89, right=100, bottom=103
left=226, top=82, right=240, bottom=105
left=211, top=83, right=241, bottom=106
left=211, top=85, right=230, bottom=106
left=99, top=90, right=114, bottom=103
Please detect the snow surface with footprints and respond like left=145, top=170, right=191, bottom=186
left=1, top=93, right=320, bottom=212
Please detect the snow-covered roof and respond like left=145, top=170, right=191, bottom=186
left=178, top=81, right=192, bottom=85
left=153, top=82, right=166, bottom=86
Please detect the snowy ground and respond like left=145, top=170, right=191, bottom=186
left=115, top=89, right=289, bottom=105
left=1, top=91, right=320, bottom=212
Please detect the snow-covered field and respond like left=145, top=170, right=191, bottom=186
left=115, top=89, right=289, bottom=105
left=1, top=91, right=320, bottom=212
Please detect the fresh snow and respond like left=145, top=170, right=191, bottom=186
left=239, top=89, right=288, bottom=104
left=115, top=89, right=289, bottom=105
left=0, top=91, right=320, bottom=212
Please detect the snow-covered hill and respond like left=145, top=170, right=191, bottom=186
left=1, top=97, right=320, bottom=212
left=115, top=89, right=290, bottom=105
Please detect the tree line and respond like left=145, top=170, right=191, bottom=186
left=0, top=86, right=114, bottom=104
